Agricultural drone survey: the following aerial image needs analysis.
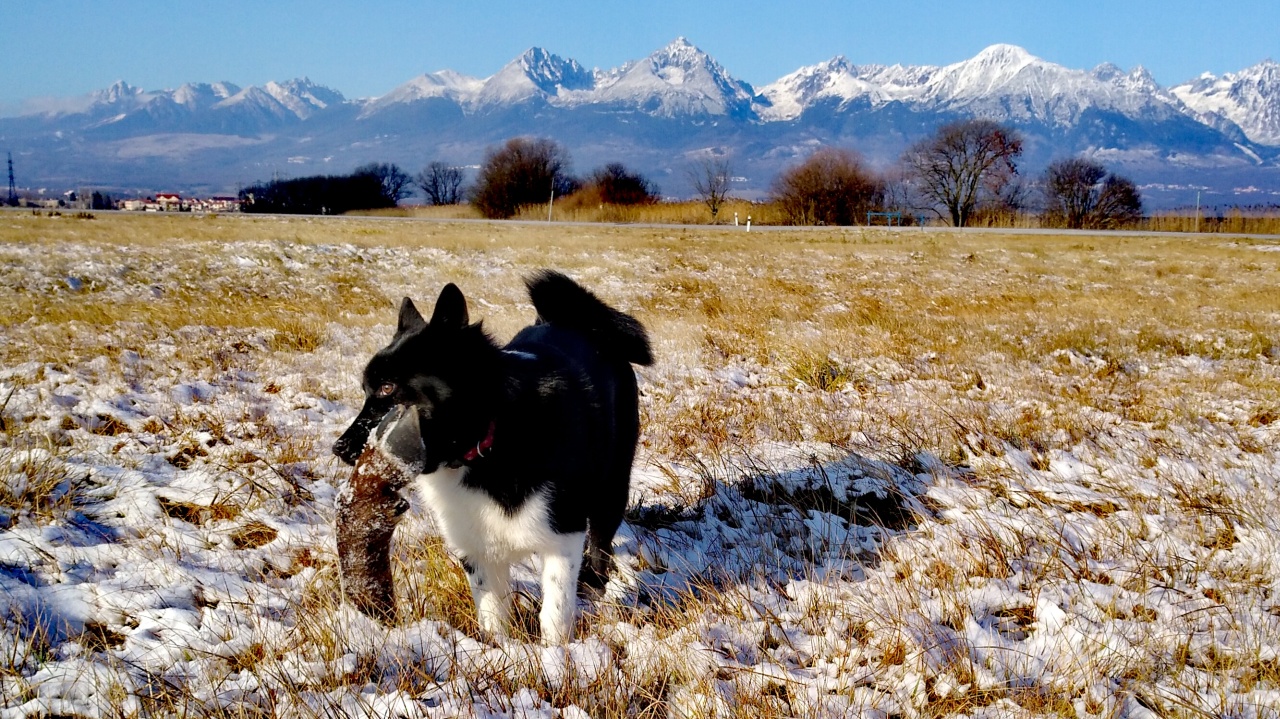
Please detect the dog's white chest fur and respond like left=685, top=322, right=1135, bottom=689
left=413, top=466, right=557, bottom=562
left=412, top=466, right=585, bottom=644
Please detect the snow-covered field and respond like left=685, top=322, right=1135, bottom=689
left=1, top=213, right=1279, bottom=718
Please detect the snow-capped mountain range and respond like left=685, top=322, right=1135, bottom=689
left=3, top=38, right=1279, bottom=206
left=760, top=45, right=1191, bottom=127
left=1172, top=60, right=1280, bottom=147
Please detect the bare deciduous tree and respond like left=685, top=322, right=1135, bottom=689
left=417, top=161, right=465, bottom=206
left=354, top=162, right=413, bottom=205
left=1042, top=157, right=1143, bottom=229
left=472, top=137, right=578, bottom=219
left=1092, top=174, right=1143, bottom=229
left=1042, top=157, right=1106, bottom=229
left=771, top=147, right=883, bottom=226
left=901, top=119, right=1023, bottom=227
left=688, top=157, right=732, bottom=221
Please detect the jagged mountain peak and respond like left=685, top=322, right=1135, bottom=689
left=589, top=37, right=756, bottom=117
left=93, top=80, right=145, bottom=105
left=207, top=85, right=299, bottom=123
left=643, top=37, right=739, bottom=82
left=1091, top=62, right=1124, bottom=82
left=171, top=81, right=240, bottom=108
left=788, top=55, right=855, bottom=78
left=824, top=55, right=854, bottom=72
left=474, top=47, right=594, bottom=105
left=651, top=36, right=709, bottom=65
left=1182, top=59, right=1279, bottom=90
left=268, top=77, right=345, bottom=103
left=1174, top=58, right=1280, bottom=145
left=262, top=77, right=345, bottom=118
left=515, top=47, right=593, bottom=92
left=358, top=69, right=482, bottom=117
left=1108, top=65, right=1162, bottom=96
left=912, top=44, right=1053, bottom=109
left=969, top=43, right=1037, bottom=69
left=758, top=55, right=875, bottom=120
left=943, top=43, right=1045, bottom=85
left=1240, top=59, right=1280, bottom=85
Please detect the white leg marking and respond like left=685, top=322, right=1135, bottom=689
left=469, top=560, right=511, bottom=639
left=539, top=532, right=586, bottom=645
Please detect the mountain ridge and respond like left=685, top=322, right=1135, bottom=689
left=3, top=39, right=1278, bottom=207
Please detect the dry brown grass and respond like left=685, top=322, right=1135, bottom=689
left=354, top=198, right=792, bottom=225
left=357, top=202, right=1280, bottom=234
left=1143, top=210, right=1280, bottom=235
left=522, top=198, right=788, bottom=225
left=347, top=204, right=482, bottom=220
left=2, top=212, right=1279, bottom=717
left=6, top=211, right=1278, bottom=472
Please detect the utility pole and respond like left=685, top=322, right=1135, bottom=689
left=6, top=152, right=16, bottom=206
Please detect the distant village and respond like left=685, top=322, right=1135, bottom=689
left=119, top=193, right=241, bottom=213
left=14, top=190, right=241, bottom=213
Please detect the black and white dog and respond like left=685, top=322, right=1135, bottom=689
left=333, top=271, right=652, bottom=643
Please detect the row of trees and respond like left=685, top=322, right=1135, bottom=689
left=240, top=140, right=662, bottom=219
left=772, top=119, right=1142, bottom=228
left=471, top=138, right=662, bottom=219
left=240, top=163, right=407, bottom=214
left=462, top=121, right=1141, bottom=227
left=240, top=119, right=1142, bottom=227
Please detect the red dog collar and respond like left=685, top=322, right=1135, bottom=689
left=462, top=421, right=496, bottom=462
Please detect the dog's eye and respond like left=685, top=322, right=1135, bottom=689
left=375, top=382, right=397, bottom=398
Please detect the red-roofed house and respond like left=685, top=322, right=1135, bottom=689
left=155, top=193, right=182, bottom=211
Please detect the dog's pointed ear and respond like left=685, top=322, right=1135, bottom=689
left=397, top=297, right=426, bottom=336
left=430, top=283, right=469, bottom=329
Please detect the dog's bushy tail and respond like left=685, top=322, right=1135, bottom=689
left=526, top=270, right=653, bottom=366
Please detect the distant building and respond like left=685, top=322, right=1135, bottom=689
left=117, top=194, right=242, bottom=212
left=188, top=196, right=241, bottom=212
left=155, top=192, right=182, bottom=211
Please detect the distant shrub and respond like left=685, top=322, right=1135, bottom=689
left=472, top=137, right=578, bottom=219
left=1041, top=157, right=1143, bottom=229
left=772, top=147, right=884, bottom=226
left=583, top=163, right=660, bottom=205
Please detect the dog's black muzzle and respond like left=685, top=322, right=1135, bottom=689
left=333, top=398, right=391, bottom=465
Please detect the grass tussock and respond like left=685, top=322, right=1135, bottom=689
left=0, top=438, right=84, bottom=522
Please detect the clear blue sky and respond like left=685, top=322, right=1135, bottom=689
left=2, top=1, right=1276, bottom=113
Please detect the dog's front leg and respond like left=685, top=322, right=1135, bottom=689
left=540, top=532, right=586, bottom=644
left=463, top=558, right=511, bottom=639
